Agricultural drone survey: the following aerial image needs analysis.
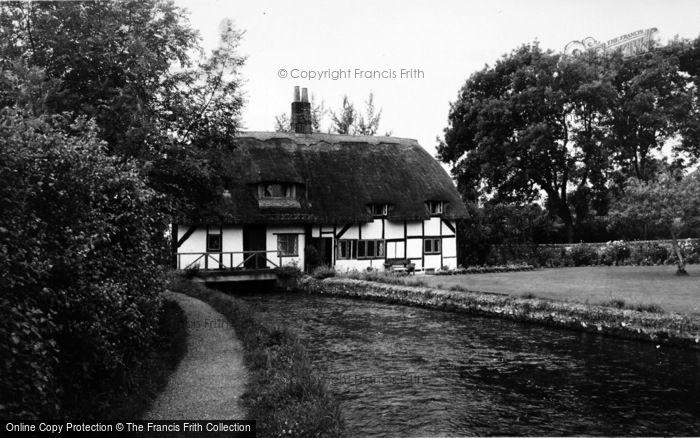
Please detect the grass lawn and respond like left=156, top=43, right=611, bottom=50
left=422, top=265, right=700, bottom=317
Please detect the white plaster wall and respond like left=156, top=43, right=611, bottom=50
left=424, top=254, right=442, bottom=270
left=266, top=226, right=305, bottom=269
left=340, top=224, right=359, bottom=239
left=425, top=217, right=442, bottom=236
left=406, top=238, right=423, bottom=259
left=360, top=219, right=383, bottom=239
left=441, top=256, right=457, bottom=270
left=222, top=226, right=243, bottom=268
left=443, top=236, right=457, bottom=258
left=179, top=253, right=204, bottom=269
left=386, top=241, right=405, bottom=259
left=406, top=222, right=422, bottom=237
left=178, top=225, right=206, bottom=253
left=177, top=225, right=207, bottom=269
left=410, top=258, right=423, bottom=270
left=385, top=221, right=404, bottom=239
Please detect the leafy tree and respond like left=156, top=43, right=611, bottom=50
left=0, top=0, right=246, bottom=419
left=603, top=45, right=695, bottom=180
left=330, top=95, right=356, bottom=134
left=676, top=35, right=700, bottom=158
left=274, top=113, right=292, bottom=133
left=1, top=0, right=196, bottom=156
left=457, top=202, right=556, bottom=265
left=158, top=18, right=245, bottom=150
left=0, top=0, right=245, bottom=152
left=609, top=171, right=700, bottom=275
left=356, top=92, right=382, bottom=135
left=439, top=44, right=613, bottom=242
left=310, top=94, right=327, bottom=132
left=1, top=0, right=246, bottom=216
left=330, top=92, right=386, bottom=135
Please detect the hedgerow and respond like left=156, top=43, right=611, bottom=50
left=0, top=110, right=169, bottom=419
left=484, top=239, right=700, bottom=268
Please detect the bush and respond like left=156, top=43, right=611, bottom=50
left=569, top=245, right=598, bottom=266
left=537, top=246, right=566, bottom=268
left=634, top=242, right=669, bottom=265
left=0, top=111, right=168, bottom=420
left=342, top=269, right=427, bottom=287
left=311, top=265, right=336, bottom=279
left=184, top=265, right=201, bottom=279
left=680, top=238, right=700, bottom=264
left=275, top=262, right=303, bottom=279
left=602, top=240, right=631, bottom=266
left=602, top=298, right=627, bottom=309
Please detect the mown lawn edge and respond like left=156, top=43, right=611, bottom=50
left=302, top=277, right=700, bottom=350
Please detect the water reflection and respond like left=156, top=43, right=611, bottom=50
left=243, top=293, right=700, bottom=437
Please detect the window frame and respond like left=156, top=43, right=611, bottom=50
left=369, top=203, right=388, bottom=218
left=259, top=183, right=297, bottom=199
left=337, top=239, right=358, bottom=260
left=357, top=239, right=385, bottom=259
left=277, top=234, right=299, bottom=257
left=427, top=201, right=444, bottom=216
left=206, top=227, right=222, bottom=252
left=386, top=240, right=405, bottom=259
left=424, top=238, right=441, bottom=255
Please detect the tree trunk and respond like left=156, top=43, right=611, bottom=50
left=547, top=191, right=576, bottom=243
left=558, top=204, right=575, bottom=243
left=670, top=233, right=688, bottom=276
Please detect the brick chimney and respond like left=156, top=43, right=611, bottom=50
left=291, top=86, right=312, bottom=134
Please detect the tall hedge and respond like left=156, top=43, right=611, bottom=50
left=0, top=110, right=169, bottom=419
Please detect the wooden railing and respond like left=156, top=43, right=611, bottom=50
left=177, top=250, right=283, bottom=270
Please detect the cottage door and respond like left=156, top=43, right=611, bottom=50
left=243, top=225, right=266, bottom=269
left=306, top=237, right=333, bottom=270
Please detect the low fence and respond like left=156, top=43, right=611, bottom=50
left=495, top=239, right=699, bottom=251
left=485, top=238, right=700, bottom=267
left=177, top=250, right=282, bottom=270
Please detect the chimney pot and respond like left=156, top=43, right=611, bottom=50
left=291, top=86, right=312, bottom=134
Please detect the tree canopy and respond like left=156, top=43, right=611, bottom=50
left=1, top=0, right=246, bottom=217
left=439, top=40, right=700, bottom=243
left=0, top=0, right=247, bottom=419
left=609, top=171, right=700, bottom=274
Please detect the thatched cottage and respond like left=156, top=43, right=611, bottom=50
left=175, top=87, right=467, bottom=273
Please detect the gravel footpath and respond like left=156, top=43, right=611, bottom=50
left=143, top=291, right=248, bottom=420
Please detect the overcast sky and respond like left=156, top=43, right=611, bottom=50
left=174, top=0, right=700, bottom=157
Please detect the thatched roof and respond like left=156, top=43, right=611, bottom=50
left=216, top=132, right=468, bottom=224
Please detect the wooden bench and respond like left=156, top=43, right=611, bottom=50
left=384, top=259, right=415, bottom=274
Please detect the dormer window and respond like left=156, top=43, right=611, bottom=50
left=368, top=203, right=388, bottom=217
left=257, top=182, right=302, bottom=209
left=427, top=201, right=445, bottom=216
left=258, top=183, right=296, bottom=199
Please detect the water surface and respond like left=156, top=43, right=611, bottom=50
left=242, top=293, right=700, bottom=436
